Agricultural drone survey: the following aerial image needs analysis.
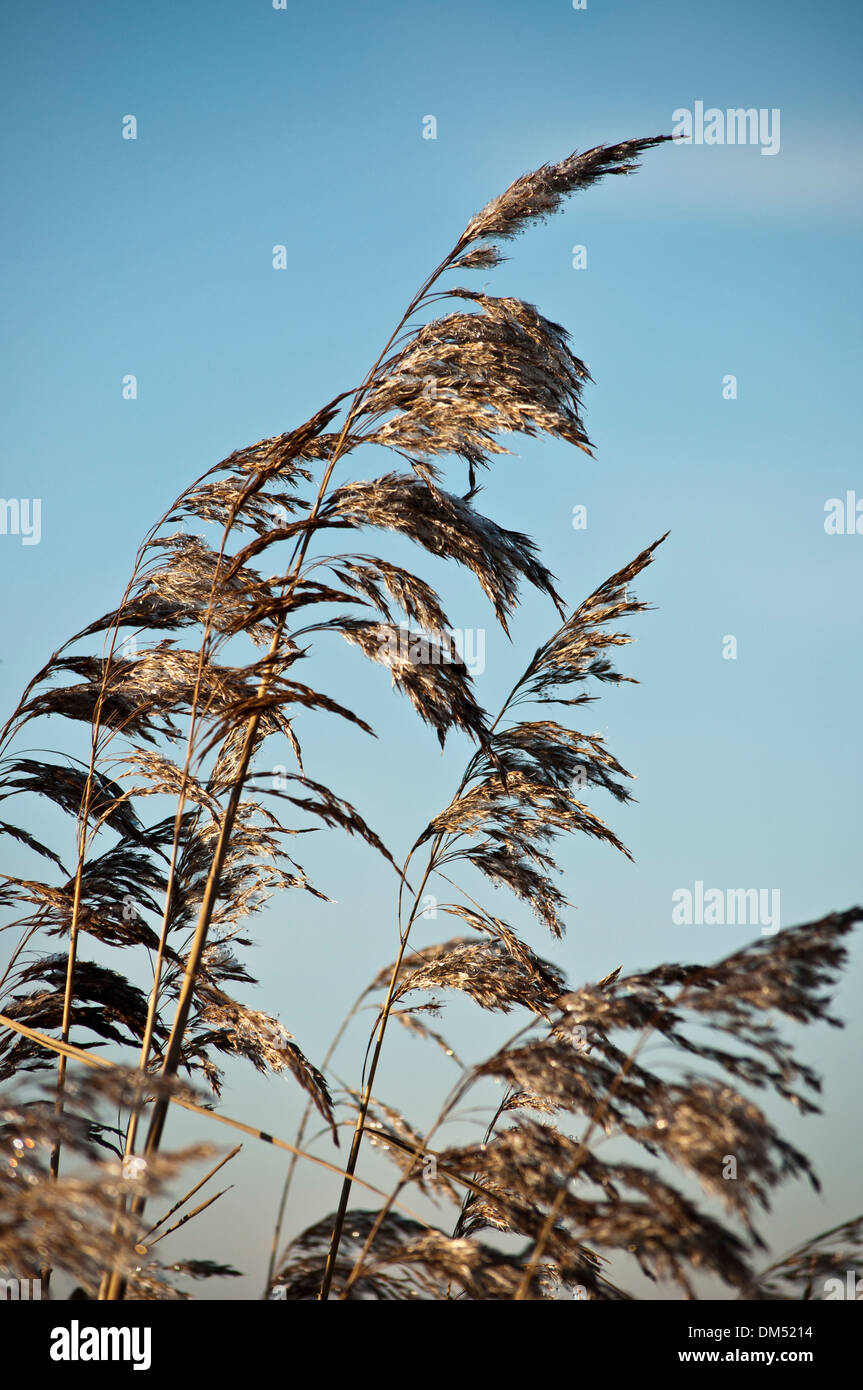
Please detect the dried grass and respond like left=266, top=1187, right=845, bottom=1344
left=1, top=133, right=860, bottom=1301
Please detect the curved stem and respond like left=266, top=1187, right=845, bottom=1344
left=108, top=238, right=469, bottom=1302
left=263, top=989, right=367, bottom=1297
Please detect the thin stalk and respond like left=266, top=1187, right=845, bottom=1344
left=512, top=957, right=731, bottom=1300
left=40, top=464, right=228, bottom=1215
left=264, top=989, right=367, bottom=1297
left=107, top=240, right=469, bottom=1302
left=142, top=1144, right=242, bottom=1243
left=319, top=635, right=532, bottom=1297
left=318, top=842, right=444, bottom=1298
left=147, top=1187, right=232, bottom=1244
left=338, top=1013, right=540, bottom=1300
left=0, top=1009, right=434, bottom=1217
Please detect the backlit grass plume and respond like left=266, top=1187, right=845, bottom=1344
left=1, top=134, right=860, bottom=1301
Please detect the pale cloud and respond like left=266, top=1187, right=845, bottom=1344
left=648, top=132, right=863, bottom=225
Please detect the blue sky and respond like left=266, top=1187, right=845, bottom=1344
left=1, top=0, right=861, bottom=1298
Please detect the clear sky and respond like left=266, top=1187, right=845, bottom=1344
left=1, top=0, right=861, bottom=1298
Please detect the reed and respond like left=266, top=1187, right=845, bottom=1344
left=1, top=134, right=860, bottom=1301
